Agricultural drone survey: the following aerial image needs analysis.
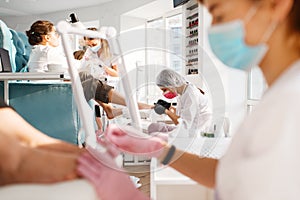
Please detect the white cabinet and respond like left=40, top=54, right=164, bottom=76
left=150, top=158, right=214, bottom=200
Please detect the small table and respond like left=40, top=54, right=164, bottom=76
left=0, top=72, right=66, bottom=104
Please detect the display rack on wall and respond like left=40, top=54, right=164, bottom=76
left=183, top=0, right=203, bottom=75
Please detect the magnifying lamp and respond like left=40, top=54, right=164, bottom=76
left=56, top=21, right=142, bottom=152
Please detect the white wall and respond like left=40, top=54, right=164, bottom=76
left=200, top=6, right=247, bottom=136
left=120, top=15, right=146, bottom=31
left=1, top=0, right=154, bottom=32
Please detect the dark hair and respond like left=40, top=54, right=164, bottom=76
left=26, top=20, right=54, bottom=45
left=253, top=0, right=300, bottom=33
left=73, top=49, right=86, bottom=60
left=84, top=27, right=98, bottom=40
left=289, top=0, right=300, bottom=32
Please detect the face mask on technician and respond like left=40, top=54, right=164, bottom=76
left=90, top=44, right=101, bottom=53
left=207, top=7, right=276, bottom=71
left=163, top=91, right=177, bottom=99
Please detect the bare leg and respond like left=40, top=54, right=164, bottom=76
left=95, top=117, right=103, bottom=130
left=94, top=104, right=103, bottom=130
left=79, top=72, right=153, bottom=111
left=138, top=102, right=154, bottom=109
left=109, top=90, right=154, bottom=109
left=1, top=146, right=80, bottom=185
left=0, top=124, right=81, bottom=185
left=0, top=107, right=81, bottom=153
left=108, top=89, right=126, bottom=106
left=0, top=107, right=85, bottom=185
left=98, top=102, right=123, bottom=119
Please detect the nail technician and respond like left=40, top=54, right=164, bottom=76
left=78, top=0, right=300, bottom=199
left=153, top=68, right=212, bottom=136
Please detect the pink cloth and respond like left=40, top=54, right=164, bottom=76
left=147, top=122, right=176, bottom=133
left=77, top=152, right=149, bottom=200
left=147, top=122, right=176, bottom=142
left=149, top=132, right=169, bottom=142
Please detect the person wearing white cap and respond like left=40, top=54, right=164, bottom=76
left=80, top=27, right=119, bottom=80
left=153, top=68, right=212, bottom=136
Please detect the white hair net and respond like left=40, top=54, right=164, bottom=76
left=156, top=69, right=186, bottom=87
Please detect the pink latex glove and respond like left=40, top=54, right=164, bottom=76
left=105, top=124, right=167, bottom=157
left=96, top=132, right=120, bottom=158
left=149, top=132, right=169, bottom=142
left=77, top=152, right=149, bottom=200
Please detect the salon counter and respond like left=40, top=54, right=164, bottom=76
left=0, top=80, right=80, bottom=144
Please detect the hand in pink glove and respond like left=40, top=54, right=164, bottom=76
left=149, top=132, right=169, bottom=142
left=77, top=152, right=149, bottom=200
left=96, top=133, right=120, bottom=158
left=104, top=124, right=167, bottom=157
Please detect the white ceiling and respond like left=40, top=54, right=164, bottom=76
left=0, top=0, right=112, bottom=17
left=123, top=0, right=176, bottom=20
left=0, top=0, right=179, bottom=21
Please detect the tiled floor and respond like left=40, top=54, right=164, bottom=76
left=124, top=165, right=151, bottom=197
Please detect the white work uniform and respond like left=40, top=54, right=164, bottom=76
left=216, top=60, right=300, bottom=200
left=176, top=83, right=212, bottom=136
left=28, top=45, right=67, bottom=72
left=79, top=48, right=117, bottom=81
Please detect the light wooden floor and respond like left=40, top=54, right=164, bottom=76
left=124, top=165, right=151, bottom=197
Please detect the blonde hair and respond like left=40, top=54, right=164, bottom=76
left=101, top=39, right=112, bottom=59
left=84, top=27, right=113, bottom=59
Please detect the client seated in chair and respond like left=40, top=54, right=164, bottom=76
left=26, top=20, right=153, bottom=120
left=0, top=98, right=146, bottom=200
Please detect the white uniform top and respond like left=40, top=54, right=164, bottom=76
left=27, top=45, right=67, bottom=72
left=176, top=83, right=212, bottom=136
left=217, top=60, right=300, bottom=200
left=79, top=48, right=117, bottom=80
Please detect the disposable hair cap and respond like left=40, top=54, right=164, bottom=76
left=156, top=69, right=186, bottom=88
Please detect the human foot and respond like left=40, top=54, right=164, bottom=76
left=99, top=102, right=115, bottom=119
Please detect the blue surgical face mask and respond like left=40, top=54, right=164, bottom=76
left=208, top=20, right=268, bottom=71
left=90, top=44, right=101, bottom=53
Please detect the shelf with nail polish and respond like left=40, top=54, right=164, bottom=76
left=186, top=57, right=198, bottom=64
left=186, top=3, right=198, bottom=11
left=186, top=18, right=198, bottom=29
left=184, top=1, right=201, bottom=75
left=186, top=38, right=198, bottom=47
left=186, top=12, right=198, bottom=20
left=187, top=28, right=198, bottom=38
left=187, top=68, right=199, bottom=75
left=186, top=54, right=198, bottom=58
left=186, top=48, right=198, bottom=59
